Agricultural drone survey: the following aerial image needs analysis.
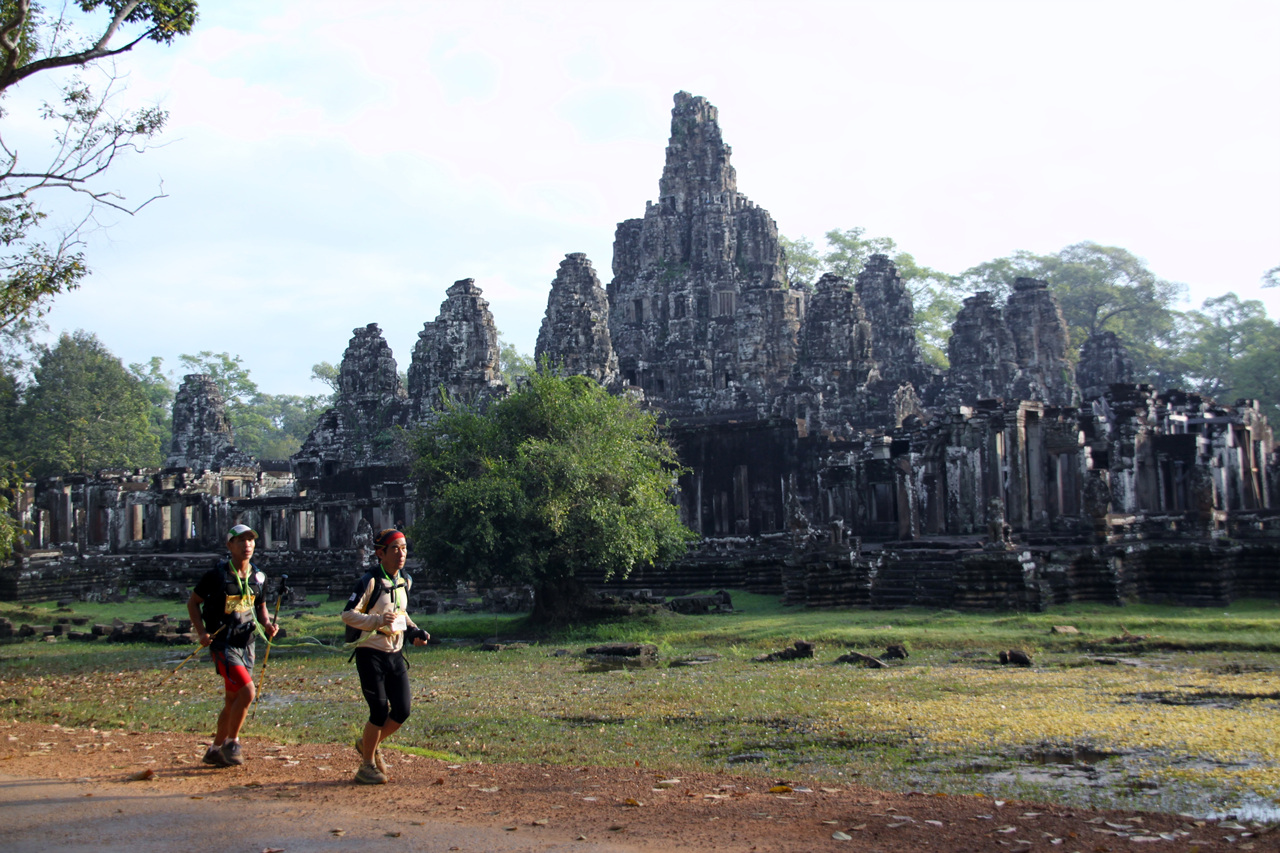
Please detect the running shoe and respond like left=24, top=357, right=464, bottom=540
left=220, top=739, right=244, bottom=765
left=354, top=761, right=387, bottom=785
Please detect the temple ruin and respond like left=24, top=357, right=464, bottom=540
left=5, top=92, right=1276, bottom=610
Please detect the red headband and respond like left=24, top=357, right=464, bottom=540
left=374, top=529, right=406, bottom=548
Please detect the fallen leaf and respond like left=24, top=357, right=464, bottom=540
left=330, top=829, right=345, bottom=836
left=832, top=831, right=852, bottom=841
left=769, top=784, right=793, bottom=793
left=623, top=798, right=643, bottom=807
left=127, top=768, right=154, bottom=781
left=385, top=831, right=401, bottom=838
left=656, top=778, right=680, bottom=787
left=532, top=819, right=548, bottom=826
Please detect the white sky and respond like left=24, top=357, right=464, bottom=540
left=23, top=0, right=1280, bottom=396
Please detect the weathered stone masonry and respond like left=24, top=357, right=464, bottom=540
left=6, top=92, right=1277, bottom=609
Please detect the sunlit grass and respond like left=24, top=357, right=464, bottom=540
left=1, top=593, right=1278, bottom=816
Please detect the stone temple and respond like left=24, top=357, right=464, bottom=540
left=6, top=93, right=1277, bottom=611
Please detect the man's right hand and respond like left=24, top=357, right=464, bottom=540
left=197, top=630, right=211, bottom=647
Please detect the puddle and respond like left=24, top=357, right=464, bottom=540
left=1020, top=744, right=1121, bottom=765
left=1124, top=689, right=1280, bottom=709
left=1207, top=795, right=1280, bottom=823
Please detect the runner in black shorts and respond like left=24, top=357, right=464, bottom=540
left=186, top=524, right=279, bottom=767
left=340, top=529, right=429, bottom=784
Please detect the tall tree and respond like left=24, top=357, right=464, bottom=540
left=128, top=354, right=173, bottom=456
left=1180, top=293, right=1280, bottom=415
left=958, top=242, right=1186, bottom=384
left=0, top=1, right=198, bottom=329
left=779, top=234, right=821, bottom=291
left=15, top=330, right=159, bottom=476
left=410, top=369, right=695, bottom=623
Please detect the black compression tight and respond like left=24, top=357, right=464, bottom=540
left=354, top=647, right=411, bottom=727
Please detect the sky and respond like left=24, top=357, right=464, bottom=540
left=17, top=0, right=1280, bottom=397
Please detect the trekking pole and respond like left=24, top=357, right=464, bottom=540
left=251, top=575, right=287, bottom=718
left=158, top=624, right=224, bottom=687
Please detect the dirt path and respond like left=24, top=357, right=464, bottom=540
left=1, top=721, right=1263, bottom=852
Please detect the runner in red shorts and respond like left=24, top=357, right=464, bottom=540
left=186, top=524, right=279, bottom=767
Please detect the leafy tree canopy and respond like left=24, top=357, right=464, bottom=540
left=410, top=369, right=695, bottom=623
left=0, top=0, right=198, bottom=330
left=1177, top=293, right=1280, bottom=417
left=14, top=329, right=159, bottom=477
left=957, top=242, right=1186, bottom=384
left=178, top=350, right=328, bottom=460
left=497, top=337, right=534, bottom=386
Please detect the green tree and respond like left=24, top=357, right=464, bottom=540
left=779, top=234, right=821, bottom=291
left=128, top=355, right=174, bottom=456
left=15, top=330, right=160, bottom=476
left=497, top=338, right=534, bottom=386
left=0, top=1, right=198, bottom=330
left=310, top=360, right=340, bottom=396
left=1180, top=294, right=1280, bottom=416
left=410, top=369, right=695, bottom=624
left=958, top=242, right=1186, bottom=384
left=179, top=351, right=327, bottom=459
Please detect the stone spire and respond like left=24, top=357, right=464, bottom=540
left=1077, top=330, right=1134, bottom=401
left=407, top=278, right=506, bottom=410
left=945, top=292, right=1018, bottom=404
left=339, top=323, right=406, bottom=403
left=535, top=253, right=619, bottom=386
left=777, top=273, right=876, bottom=436
left=855, top=254, right=926, bottom=388
left=293, top=324, right=412, bottom=477
left=1005, top=277, right=1078, bottom=406
left=607, top=91, right=801, bottom=417
left=166, top=374, right=255, bottom=470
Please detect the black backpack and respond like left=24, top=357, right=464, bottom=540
left=341, top=572, right=408, bottom=644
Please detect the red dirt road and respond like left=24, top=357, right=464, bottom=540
left=0, top=721, right=1266, bottom=852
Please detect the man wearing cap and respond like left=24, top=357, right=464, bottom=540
left=341, top=528, right=429, bottom=784
left=186, top=523, right=279, bottom=767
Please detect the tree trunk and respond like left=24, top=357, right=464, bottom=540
left=530, top=574, right=597, bottom=625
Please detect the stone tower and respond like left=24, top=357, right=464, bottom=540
left=535, top=253, right=619, bottom=386
left=407, top=278, right=507, bottom=411
left=777, top=272, right=876, bottom=436
left=293, top=323, right=412, bottom=477
left=1005, top=278, right=1078, bottom=406
left=856, top=254, right=927, bottom=390
left=166, top=374, right=256, bottom=470
left=945, top=292, right=1018, bottom=404
left=1077, top=330, right=1135, bottom=401
left=607, top=92, right=802, bottom=417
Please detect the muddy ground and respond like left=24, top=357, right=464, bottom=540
left=1, top=721, right=1270, bottom=852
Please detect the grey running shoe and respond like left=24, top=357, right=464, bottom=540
left=354, top=737, right=388, bottom=774
left=354, top=761, right=387, bottom=785
left=202, top=744, right=229, bottom=766
left=220, top=739, right=244, bottom=765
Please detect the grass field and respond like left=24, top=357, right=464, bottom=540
left=2, top=592, right=1278, bottom=819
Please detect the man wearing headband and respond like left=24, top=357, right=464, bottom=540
left=341, top=528, right=430, bottom=784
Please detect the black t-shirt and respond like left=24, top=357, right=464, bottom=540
left=193, top=560, right=264, bottom=648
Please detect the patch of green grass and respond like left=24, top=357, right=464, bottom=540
left=2, top=592, right=1278, bottom=817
